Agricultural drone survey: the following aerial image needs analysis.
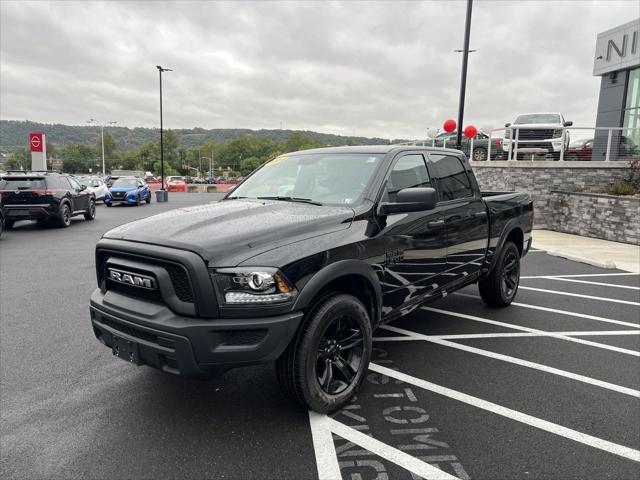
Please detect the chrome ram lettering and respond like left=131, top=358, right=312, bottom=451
left=108, top=269, right=156, bottom=290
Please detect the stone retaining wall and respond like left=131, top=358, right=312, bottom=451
left=470, top=160, right=631, bottom=230
left=547, top=191, right=639, bottom=245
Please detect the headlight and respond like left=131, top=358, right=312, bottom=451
left=212, top=267, right=297, bottom=305
left=553, top=129, right=563, bottom=138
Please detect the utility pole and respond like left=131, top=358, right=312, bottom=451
left=455, top=0, right=474, bottom=150
left=88, top=119, right=116, bottom=176
left=157, top=65, right=172, bottom=201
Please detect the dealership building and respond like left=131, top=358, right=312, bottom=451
left=593, top=18, right=640, bottom=160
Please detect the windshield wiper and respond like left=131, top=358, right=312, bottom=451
left=257, top=196, right=323, bottom=206
left=223, top=195, right=248, bottom=200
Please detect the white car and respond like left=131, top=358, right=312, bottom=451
left=503, top=112, right=572, bottom=160
left=76, top=176, right=109, bottom=201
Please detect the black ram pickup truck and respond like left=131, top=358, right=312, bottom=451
left=90, top=146, right=533, bottom=412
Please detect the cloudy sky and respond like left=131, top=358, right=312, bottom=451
left=0, top=0, right=637, bottom=139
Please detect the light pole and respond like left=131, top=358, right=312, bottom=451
left=157, top=65, right=172, bottom=201
left=88, top=119, right=117, bottom=176
left=454, top=0, right=474, bottom=150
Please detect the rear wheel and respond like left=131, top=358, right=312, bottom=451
left=473, top=147, right=488, bottom=161
left=276, top=293, right=372, bottom=413
left=478, top=241, right=520, bottom=307
left=57, top=203, right=72, bottom=228
left=84, top=199, right=96, bottom=220
left=145, top=193, right=151, bottom=204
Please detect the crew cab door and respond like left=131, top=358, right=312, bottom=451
left=379, top=153, right=448, bottom=314
left=427, top=153, right=489, bottom=282
left=67, top=176, right=89, bottom=211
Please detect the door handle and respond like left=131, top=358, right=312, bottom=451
left=474, top=211, right=487, bottom=217
left=427, top=219, right=445, bottom=228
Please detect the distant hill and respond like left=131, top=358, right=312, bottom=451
left=0, top=120, right=398, bottom=151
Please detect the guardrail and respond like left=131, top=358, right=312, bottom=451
left=403, top=126, right=640, bottom=162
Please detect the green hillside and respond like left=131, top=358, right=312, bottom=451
left=0, top=120, right=396, bottom=151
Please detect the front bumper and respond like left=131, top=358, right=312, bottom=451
left=502, top=140, right=564, bottom=153
left=105, top=196, right=137, bottom=205
left=90, top=288, right=304, bottom=377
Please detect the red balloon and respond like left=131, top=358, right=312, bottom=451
left=443, top=119, right=457, bottom=133
left=464, top=125, right=478, bottom=138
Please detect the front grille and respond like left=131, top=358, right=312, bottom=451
left=112, top=192, right=125, bottom=199
left=516, top=129, right=555, bottom=140
left=107, top=280, right=163, bottom=302
left=97, top=249, right=195, bottom=307
left=101, top=317, right=158, bottom=344
left=165, top=264, right=194, bottom=302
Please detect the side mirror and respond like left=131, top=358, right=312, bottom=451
left=378, top=187, right=437, bottom=215
left=563, top=121, right=573, bottom=127
left=80, top=185, right=87, bottom=191
left=504, top=122, right=511, bottom=128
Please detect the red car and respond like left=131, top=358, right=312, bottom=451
left=566, top=136, right=638, bottom=161
left=166, top=176, right=187, bottom=192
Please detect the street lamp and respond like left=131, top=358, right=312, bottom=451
left=157, top=65, right=172, bottom=201
left=87, top=119, right=117, bottom=176
left=454, top=0, right=474, bottom=150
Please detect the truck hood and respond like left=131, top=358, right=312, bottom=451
left=102, top=199, right=355, bottom=266
left=512, top=123, right=561, bottom=128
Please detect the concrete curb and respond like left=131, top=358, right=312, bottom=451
left=545, top=250, right=617, bottom=270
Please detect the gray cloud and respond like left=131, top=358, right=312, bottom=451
left=0, top=0, right=637, bottom=139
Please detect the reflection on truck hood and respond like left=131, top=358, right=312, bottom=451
left=103, top=199, right=355, bottom=266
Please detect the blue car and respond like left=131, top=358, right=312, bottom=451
left=105, top=177, right=151, bottom=207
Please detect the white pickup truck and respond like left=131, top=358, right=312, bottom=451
left=502, top=112, right=572, bottom=160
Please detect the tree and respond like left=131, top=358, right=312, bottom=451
left=4, top=148, right=30, bottom=170
left=239, top=156, right=263, bottom=176
left=62, top=143, right=96, bottom=173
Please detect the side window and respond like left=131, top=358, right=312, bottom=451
left=385, top=154, right=431, bottom=203
left=68, top=177, right=82, bottom=190
left=429, top=154, right=473, bottom=201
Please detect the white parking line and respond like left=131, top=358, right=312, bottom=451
left=518, top=286, right=640, bottom=306
left=379, top=324, right=640, bottom=398
left=541, top=277, right=640, bottom=291
left=521, top=273, right=639, bottom=279
left=308, top=411, right=341, bottom=480
left=309, top=411, right=459, bottom=480
left=455, top=292, right=640, bottom=329
left=374, top=330, right=640, bottom=340
left=422, top=307, right=640, bottom=356
left=369, top=363, right=640, bottom=463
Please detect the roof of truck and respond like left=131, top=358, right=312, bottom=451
left=287, top=145, right=463, bottom=156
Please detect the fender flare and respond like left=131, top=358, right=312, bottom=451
left=292, top=259, right=383, bottom=324
left=487, top=220, right=524, bottom=274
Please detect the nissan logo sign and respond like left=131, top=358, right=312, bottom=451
left=108, top=268, right=156, bottom=290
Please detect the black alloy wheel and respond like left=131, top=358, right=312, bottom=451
left=58, top=203, right=71, bottom=228
left=316, top=314, right=365, bottom=395
left=478, top=240, right=521, bottom=307
left=84, top=199, right=96, bottom=220
left=500, top=249, right=520, bottom=299
left=276, top=293, right=373, bottom=413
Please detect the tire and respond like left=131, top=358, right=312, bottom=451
left=145, top=193, right=151, bottom=204
left=478, top=241, right=521, bottom=307
left=135, top=195, right=141, bottom=206
left=84, top=199, right=96, bottom=220
left=276, top=294, right=372, bottom=413
left=57, top=203, right=72, bottom=228
left=473, top=147, right=487, bottom=161
left=106, top=202, right=112, bottom=207
left=566, top=153, right=579, bottom=162
left=4, top=219, right=14, bottom=230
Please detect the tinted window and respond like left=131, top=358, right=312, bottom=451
left=0, top=177, right=46, bottom=190
left=68, top=177, right=82, bottom=189
left=429, top=155, right=473, bottom=201
left=52, top=176, right=71, bottom=189
left=385, top=154, right=431, bottom=202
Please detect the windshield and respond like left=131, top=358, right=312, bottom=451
left=514, top=114, right=561, bottom=125
left=229, top=153, right=382, bottom=205
left=111, top=178, right=138, bottom=188
left=0, top=177, right=46, bottom=190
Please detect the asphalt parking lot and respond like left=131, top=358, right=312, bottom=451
left=1, top=193, right=638, bottom=480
